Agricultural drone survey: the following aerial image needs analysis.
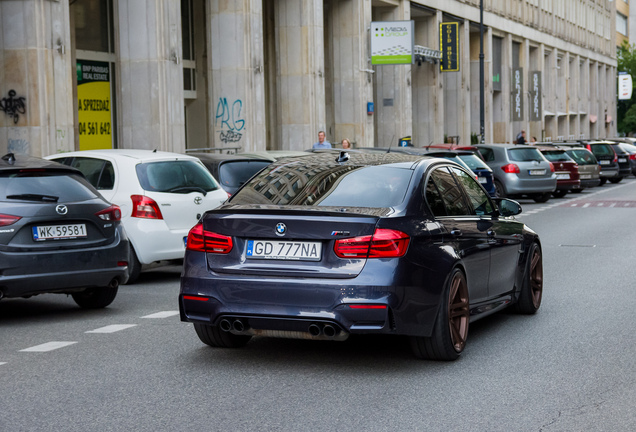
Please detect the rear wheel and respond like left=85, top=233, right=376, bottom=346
left=532, top=193, right=551, bottom=203
left=72, top=285, right=118, bottom=309
left=193, top=323, right=252, bottom=348
left=513, top=242, right=543, bottom=314
left=552, top=189, right=567, bottom=198
left=124, top=246, right=141, bottom=285
left=494, top=180, right=506, bottom=198
left=410, top=268, right=469, bottom=361
left=571, top=188, right=583, bottom=194
left=609, top=177, right=623, bottom=184
left=599, top=178, right=607, bottom=186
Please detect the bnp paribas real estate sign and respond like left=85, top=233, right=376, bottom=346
left=371, top=21, right=414, bottom=65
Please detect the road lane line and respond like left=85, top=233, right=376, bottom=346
left=0, top=362, right=7, bottom=366
left=85, top=324, right=137, bottom=334
left=141, top=311, right=180, bottom=319
left=20, top=342, right=78, bottom=352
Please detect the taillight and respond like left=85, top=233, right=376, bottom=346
left=629, top=154, right=636, bottom=160
left=95, top=205, right=122, bottom=221
left=501, top=163, right=520, bottom=174
left=334, top=228, right=410, bottom=259
left=131, top=195, right=163, bottom=219
left=186, top=223, right=233, bottom=253
left=0, top=214, right=20, bottom=227
left=549, top=162, right=555, bottom=173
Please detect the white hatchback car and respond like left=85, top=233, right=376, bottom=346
left=46, top=150, right=228, bottom=282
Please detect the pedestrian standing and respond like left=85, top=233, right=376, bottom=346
left=312, top=131, right=332, bottom=149
left=341, top=138, right=352, bottom=149
left=517, top=130, right=526, bottom=144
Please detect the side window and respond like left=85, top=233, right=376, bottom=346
left=425, top=175, right=447, bottom=216
left=478, top=148, right=495, bottom=162
left=427, top=167, right=470, bottom=216
left=97, top=161, right=115, bottom=190
left=449, top=166, right=494, bottom=216
left=70, top=157, right=114, bottom=190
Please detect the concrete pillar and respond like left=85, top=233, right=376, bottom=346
left=544, top=48, right=556, bottom=141
left=373, top=1, right=412, bottom=147
left=580, top=57, right=590, bottom=138
left=458, top=20, right=470, bottom=145
left=328, top=0, right=373, bottom=148
left=484, top=27, right=493, bottom=143
left=413, top=12, right=442, bottom=146
left=116, top=0, right=184, bottom=152
left=0, top=0, right=73, bottom=157
left=274, top=0, right=326, bottom=150
left=207, top=0, right=266, bottom=152
left=520, top=39, right=530, bottom=139
left=590, top=61, right=598, bottom=138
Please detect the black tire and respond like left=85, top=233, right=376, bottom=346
left=609, top=177, right=623, bottom=184
left=513, top=242, right=543, bottom=314
left=72, top=285, right=118, bottom=309
left=124, top=246, right=142, bottom=285
left=552, top=189, right=567, bottom=198
left=532, top=192, right=551, bottom=203
left=599, top=178, right=607, bottom=186
left=570, top=188, right=583, bottom=194
left=494, top=180, right=506, bottom=198
left=193, top=323, right=252, bottom=348
left=410, top=268, right=469, bottom=361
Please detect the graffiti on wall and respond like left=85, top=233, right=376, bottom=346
left=215, top=98, right=245, bottom=144
left=0, top=90, right=26, bottom=124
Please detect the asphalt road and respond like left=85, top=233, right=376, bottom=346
left=2, top=178, right=636, bottom=432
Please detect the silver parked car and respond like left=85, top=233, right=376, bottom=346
left=474, top=144, right=557, bottom=203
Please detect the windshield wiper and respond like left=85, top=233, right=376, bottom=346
left=6, top=193, right=59, bottom=202
left=165, top=186, right=208, bottom=196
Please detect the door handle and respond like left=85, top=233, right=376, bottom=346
left=450, top=229, right=462, bottom=236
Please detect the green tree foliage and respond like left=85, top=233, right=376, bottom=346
left=617, top=41, right=636, bottom=134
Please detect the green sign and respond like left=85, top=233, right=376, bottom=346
left=371, top=21, right=414, bottom=65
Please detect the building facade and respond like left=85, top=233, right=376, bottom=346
left=0, top=0, right=617, bottom=157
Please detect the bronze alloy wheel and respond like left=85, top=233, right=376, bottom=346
left=529, top=246, right=543, bottom=309
left=448, top=271, right=470, bottom=352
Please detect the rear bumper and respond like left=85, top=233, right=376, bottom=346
left=0, top=230, right=129, bottom=298
left=580, top=178, right=601, bottom=188
left=497, top=173, right=557, bottom=195
left=124, top=218, right=190, bottom=264
left=179, top=251, right=446, bottom=338
left=555, top=179, right=581, bottom=190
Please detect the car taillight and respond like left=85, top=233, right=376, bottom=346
left=630, top=154, right=636, bottom=160
left=131, top=195, right=163, bottom=219
left=95, top=205, right=122, bottom=221
left=549, top=162, right=555, bottom=173
left=334, top=228, right=410, bottom=259
left=501, top=163, right=520, bottom=174
left=186, top=223, right=233, bottom=253
left=0, top=214, right=20, bottom=227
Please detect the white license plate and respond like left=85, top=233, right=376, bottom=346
left=579, top=174, right=591, bottom=179
left=246, top=240, right=322, bottom=261
left=529, top=169, right=546, bottom=176
left=33, top=224, right=87, bottom=241
left=599, top=160, right=610, bottom=165
left=619, top=158, right=627, bottom=163
left=478, top=177, right=488, bottom=184
left=556, top=173, right=570, bottom=179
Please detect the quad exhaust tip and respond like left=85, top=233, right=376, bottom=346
left=218, top=318, right=344, bottom=340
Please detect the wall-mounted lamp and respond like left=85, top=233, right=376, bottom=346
left=56, top=39, right=65, bottom=55
left=171, top=51, right=180, bottom=64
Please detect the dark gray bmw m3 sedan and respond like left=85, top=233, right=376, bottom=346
left=179, top=151, right=543, bottom=360
left=0, top=153, right=129, bottom=308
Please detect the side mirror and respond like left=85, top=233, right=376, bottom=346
left=494, top=198, right=522, bottom=217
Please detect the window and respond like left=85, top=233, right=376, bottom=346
left=617, top=12, right=628, bottom=36
left=135, top=161, right=220, bottom=193
left=507, top=148, right=545, bottom=162
left=449, top=167, right=493, bottom=216
left=68, top=157, right=115, bottom=190
left=427, top=168, right=470, bottom=216
left=0, top=173, right=98, bottom=202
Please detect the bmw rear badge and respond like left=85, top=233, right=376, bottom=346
left=275, top=223, right=286, bottom=236
left=55, top=205, right=68, bottom=215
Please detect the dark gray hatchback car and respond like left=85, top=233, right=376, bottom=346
left=0, top=153, right=129, bottom=308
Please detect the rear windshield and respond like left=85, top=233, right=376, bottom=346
left=218, top=160, right=270, bottom=189
left=230, top=163, right=413, bottom=208
left=457, top=153, right=489, bottom=170
left=541, top=151, right=572, bottom=162
left=0, top=172, right=98, bottom=202
left=566, top=149, right=597, bottom=165
left=136, top=160, right=220, bottom=193
left=589, top=144, right=614, bottom=156
left=507, top=148, right=545, bottom=162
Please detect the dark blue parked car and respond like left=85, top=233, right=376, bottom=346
left=179, top=152, right=543, bottom=360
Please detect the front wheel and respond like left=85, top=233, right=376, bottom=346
left=410, top=268, right=469, bottom=361
left=193, top=323, right=252, bottom=348
left=72, top=285, right=118, bottom=309
left=513, top=242, right=543, bottom=314
left=599, top=178, right=607, bottom=186
left=609, top=177, right=623, bottom=184
left=494, top=180, right=506, bottom=198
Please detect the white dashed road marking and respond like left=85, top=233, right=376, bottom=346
left=141, top=311, right=180, bottom=319
left=20, top=341, right=78, bottom=352
left=85, top=324, right=137, bottom=334
left=0, top=362, right=7, bottom=366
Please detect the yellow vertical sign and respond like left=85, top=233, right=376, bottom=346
left=77, top=60, right=112, bottom=150
left=440, top=22, right=459, bottom=72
